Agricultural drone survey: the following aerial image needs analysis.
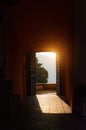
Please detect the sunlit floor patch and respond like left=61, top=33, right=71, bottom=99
left=36, top=91, right=72, bottom=114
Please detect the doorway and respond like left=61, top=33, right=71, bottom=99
left=26, top=51, right=61, bottom=96
left=25, top=50, right=72, bottom=113
left=36, top=52, right=57, bottom=94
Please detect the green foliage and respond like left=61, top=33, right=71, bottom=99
left=36, top=57, right=48, bottom=83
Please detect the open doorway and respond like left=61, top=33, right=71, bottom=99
left=35, top=52, right=71, bottom=114
left=25, top=50, right=72, bottom=114
left=25, top=51, right=60, bottom=96
left=35, top=52, right=57, bottom=94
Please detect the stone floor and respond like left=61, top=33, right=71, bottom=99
left=15, top=90, right=86, bottom=130
left=36, top=90, right=71, bottom=114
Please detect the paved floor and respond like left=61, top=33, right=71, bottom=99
left=15, top=90, right=86, bottom=130
left=36, top=90, right=71, bottom=114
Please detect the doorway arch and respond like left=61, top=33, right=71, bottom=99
left=24, top=41, right=69, bottom=104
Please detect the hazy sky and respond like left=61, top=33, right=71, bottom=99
left=36, top=52, right=56, bottom=83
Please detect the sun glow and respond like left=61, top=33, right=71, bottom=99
left=38, top=52, right=56, bottom=58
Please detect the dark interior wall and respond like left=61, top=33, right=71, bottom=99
left=6, top=0, right=72, bottom=100
left=73, top=0, right=86, bottom=86
left=72, top=0, right=86, bottom=114
left=60, top=44, right=72, bottom=105
left=65, top=48, right=72, bottom=105
left=0, top=19, right=7, bottom=78
left=0, top=22, right=4, bottom=67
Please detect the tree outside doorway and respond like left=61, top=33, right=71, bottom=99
left=36, top=57, right=48, bottom=83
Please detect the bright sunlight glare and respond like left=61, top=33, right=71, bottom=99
left=37, top=52, right=56, bottom=58
left=36, top=52, right=56, bottom=83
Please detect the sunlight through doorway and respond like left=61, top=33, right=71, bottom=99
left=36, top=91, right=72, bottom=114
left=35, top=52, right=72, bottom=114
left=36, top=52, right=57, bottom=94
left=25, top=51, right=72, bottom=114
